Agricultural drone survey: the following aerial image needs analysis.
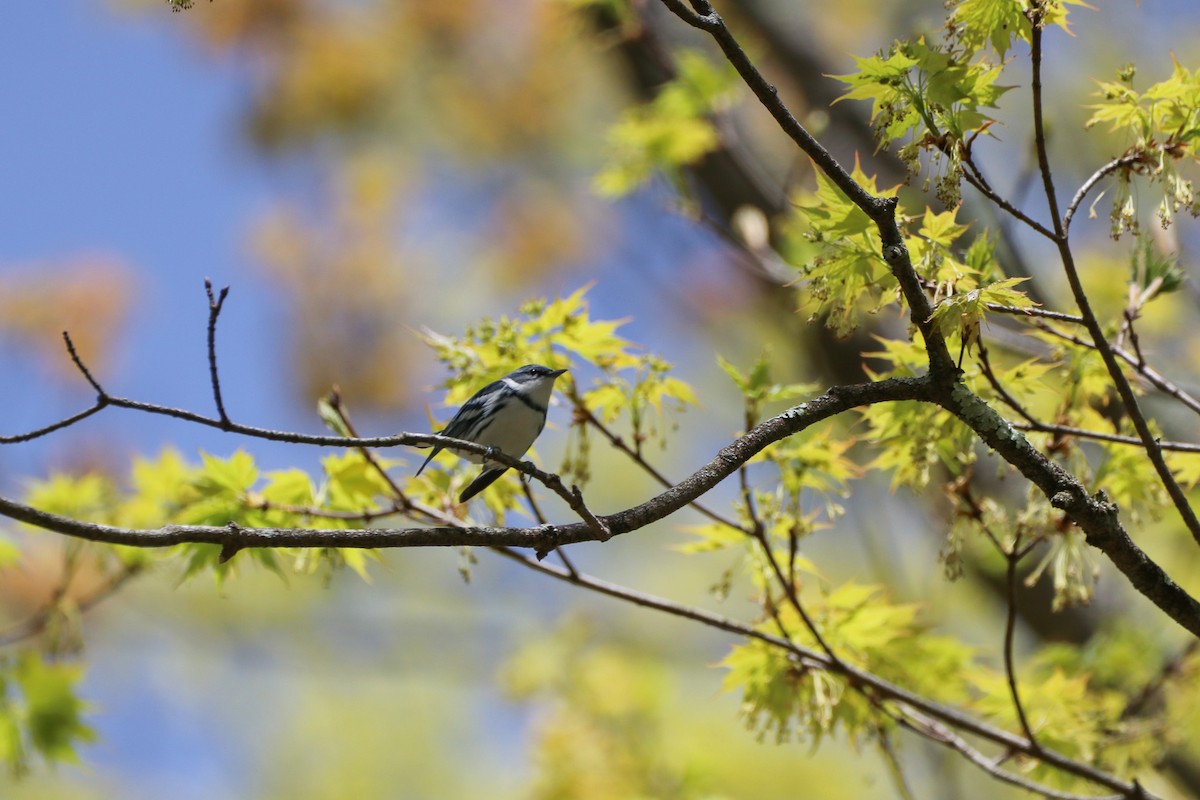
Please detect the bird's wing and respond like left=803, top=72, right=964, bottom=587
left=416, top=378, right=507, bottom=475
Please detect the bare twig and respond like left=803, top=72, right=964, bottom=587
left=62, top=331, right=106, bottom=396
left=204, top=278, right=232, bottom=428
left=320, top=388, right=410, bottom=501
left=1011, top=420, right=1200, bottom=453
left=0, top=377, right=935, bottom=550
left=1034, top=321, right=1200, bottom=417
left=986, top=304, right=1085, bottom=324
left=1003, top=534, right=1041, bottom=751
left=960, top=153, right=1057, bottom=240
left=566, top=381, right=749, bottom=534
left=520, top=480, right=578, bottom=577
left=739, top=456, right=841, bottom=664
left=977, top=340, right=1200, bottom=452
left=895, top=707, right=1132, bottom=800
left=0, top=403, right=107, bottom=445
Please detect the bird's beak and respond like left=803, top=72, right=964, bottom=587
left=550, top=368, right=568, bottom=378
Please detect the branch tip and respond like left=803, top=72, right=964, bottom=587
left=61, top=330, right=107, bottom=397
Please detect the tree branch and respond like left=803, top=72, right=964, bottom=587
left=1026, top=11, right=1200, bottom=549
left=0, top=376, right=933, bottom=551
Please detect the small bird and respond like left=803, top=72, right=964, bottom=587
left=417, top=364, right=568, bottom=502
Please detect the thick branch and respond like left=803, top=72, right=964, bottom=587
left=937, top=385, right=1200, bottom=638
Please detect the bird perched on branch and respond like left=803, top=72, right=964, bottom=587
left=417, top=364, right=567, bottom=502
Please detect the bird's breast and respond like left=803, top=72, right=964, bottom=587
left=462, top=404, right=545, bottom=465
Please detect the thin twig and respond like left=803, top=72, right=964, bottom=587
left=1034, top=321, right=1200, bottom=417
left=1011, top=420, right=1200, bottom=453
left=204, top=279, right=232, bottom=428
left=977, top=340, right=1200, bottom=452
left=61, top=331, right=106, bottom=396
left=960, top=153, right=1057, bottom=240
left=321, top=388, right=409, bottom=501
left=739, top=448, right=841, bottom=663
left=894, top=707, right=1129, bottom=800
left=520, top=480, right=578, bottom=578
left=976, top=340, right=1038, bottom=424
left=1003, top=534, right=1041, bottom=752
left=986, top=304, right=1084, bottom=324
left=1063, top=153, right=1150, bottom=237
left=566, top=382, right=749, bottom=534
left=0, top=403, right=107, bottom=445
left=736, top=454, right=798, bottom=646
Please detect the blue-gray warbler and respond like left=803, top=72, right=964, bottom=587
left=417, top=364, right=567, bottom=502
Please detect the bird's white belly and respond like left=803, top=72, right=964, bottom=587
left=462, top=404, right=543, bottom=465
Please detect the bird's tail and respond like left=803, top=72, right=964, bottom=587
left=415, top=447, right=440, bottom=476
left=458, top=467, right=507, bottom=503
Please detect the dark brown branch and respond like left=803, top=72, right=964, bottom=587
left=520, top=481, right=578, bottom=577
left=986, top=304, right=1084, bottom=324
left=935, top=377, right=1200, bottom=637
left=657, top=0, right=956, bottom=375
left=978, top=340, right=1200, bottom=452
left=648, top=0, right=1200, bottom=638
left=62, top=330, right=106, bottom=396
left=6, top=362, right=1200, bottom=639
left=960, top=153, right=1057, bottom=240
left=1011, top=421, right=1200, bottom=454
left=0, top=402, right=107, bottom=445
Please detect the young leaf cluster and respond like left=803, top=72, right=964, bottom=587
left=595, top=50, right=739, bottom=198
left=1087, top=58, right=1200, bottom=234
left=0, top=653, right=94, bottom=778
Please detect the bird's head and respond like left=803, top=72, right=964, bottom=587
left=507, top=364, right=568, bottom=401
left=510, top=364, right=567, bottom=383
